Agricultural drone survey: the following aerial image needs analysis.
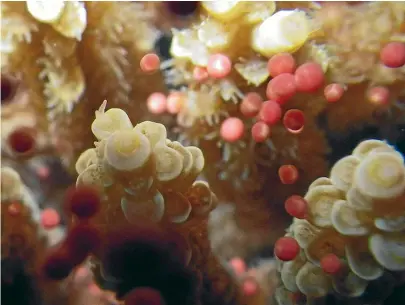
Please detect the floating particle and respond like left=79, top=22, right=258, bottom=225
left=1, top=74, right=16, bottom=104
left=125, top=287, right=165, bottom=305
left=41, top=208, right=61, bottom=229
left=251, top=121, right=271, bottom=143
left=8, top=202, right=23, bottom=217
left=242, top=278, right=258, bottom=296
left=267, top=53, right=296, bottom=77
left=380, top=42, right=405, bottom=68
left=220, top=117, right=245, bottom=142
left=278, top=164, right=299, bottom=185
left=147, top=92, right=167, bottom=114
left=65, top=223, right=102, bottom=256
left=367, top=86, right=390, bottom=106
left=240, top=92, right=263, bottom=118
left=266, top=73, right=297, bottom=104
left=193, top=66, right=209, bottom=82
left=283, top=109, right=305, bottom=134
left=294, top=62, right=324, bottom=92
left=166, top=91, right=185, bottom=114
left=7, top=128, right=36, bottom=155
left=229, top=257, right=247, bottom=276
left=64, top=185, right=101, bottom=219
left=207, top=54, right=232, bottom=79
left=259, top=100, right=282, bottom=125
left=284, top=195, right=307, bottom=219
left=275, top=237, right=300, bottom=261
left=320, top=253, right=342, bottom=274
left=324, top=83, right=345, bottom=103
left=140, top=53, right=161, bottom=73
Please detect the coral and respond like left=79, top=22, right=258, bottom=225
left=1, top=1, right=167, bottom=169
left=73, top=102, right=247, bottom=305
left=274, top=139, right=405, bottom=305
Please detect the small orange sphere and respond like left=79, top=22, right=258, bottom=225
left=8, top=201, right=23, bottom=216
left=251, top=121, right=271, bottom=143
left=207, top=54, right=232, bottom=79
left=324, top=83, right=345, bottom=103
left=193, top=66, right=209, bottom=82
left=41, top=208, right=61, bottom=229
left=240, top=92, right=263, bottom=118
left=147, top=92, right=167, bottom=114
left=285, top=195, right=307, bottom=219
left=283, top=109, right=305, bottom=134
left=140, top=53, right=161, bottom=72
left=367, top=86, right=390, bottom=106
left=220, top=117, right=244, bottom=143
left=278, top=164, right=299, bottom=185
left=267, top=53, right=296, bottom=77
left=380, top=42, right=405, bottom=68
left=275, top=237, right=300, bottom=261
left=259, top=100, right=282, bottom=125
left=266, top=73, right=296, bottom=104
left=166, top=91, right=185, bottom=114
left=295, top=62, right=324, bottom=93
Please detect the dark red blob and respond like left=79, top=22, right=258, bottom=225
left=41, top=250, right=74, bottom=280
left=283, top=109, right=305, bottom=134
left=7, top=128, right=36, bottom=155
left=125, top=287, right=165, bottom=305
left=274, top=237, right=300, bottom=261
left=266, top=73, right=297, bottom=104
left=64, top=185, right=101, bottom=219
left=7, top=202, right=23, bottom=216
left=251, top=121, right=271, bottom=143
left=65, top=223, right=102, bottom=256
left=284, top=195, right=308, bottom=219
left=278, top=165, right=299, bottom=185
left=166, top=1, right=199, bottom=16
left=1, top=74, right=17, bottom=104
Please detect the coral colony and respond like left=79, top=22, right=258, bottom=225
left=1, top=1, right=405, bottom=305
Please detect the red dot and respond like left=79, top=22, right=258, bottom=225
left=64, top=185, right=101, bottom=219
left=240, top=92, right=263, bottom=118
left=266, top=73, right=297, bottom=104
left=147, top=92, right=167, bottom=114
left=278, top=164, right=299, bottom=185
left=220, top=117, right=244, bottom=143
left=324, top=83, right=345, bottom=103
left=274, top=237, right=300, bottom=261
left=166, top=91, right=184, bottom=114
left=193, top=66, right=209, bottom=82
left=207, top=54, right=232, bottom=79
left=125, top=287, right=165, bottom=305
left=140, top=53, right=160, bottom=72
left=283, top=109, right=305, bottom=134
left=42, top=250, right=74, bottom=280
left=7, top=127, right=36, bottom=155
left=229, top=257, right=247, bottom=276
left=320, top=253, right=342, bottom=274
left=8, top=201, right=23, bottom=216
left=267, top=53, right=296, bottom=77
left=251, top=121, right=271, bottom=143
left=294, top=62, right=324, bottom=93
left=41, top=208, right=61, bottom=229
left=380, top=42, right=405, bottom=68
left=367, top=86, right=390, bottom=106
left=242, top=278, right=258, bottom=296
left=258, top=100, right=282, bottom=125
left=284, top=195, right=307, bottom=219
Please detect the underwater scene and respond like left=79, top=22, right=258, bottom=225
left=1, top=1, right=405, bottom=305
